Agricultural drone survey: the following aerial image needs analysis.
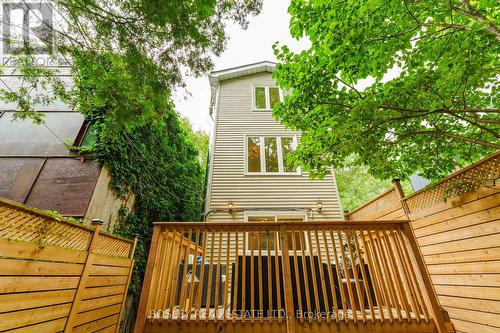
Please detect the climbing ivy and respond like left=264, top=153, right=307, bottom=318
left=71, top=51, right=207, bottom=297
left=0, top=0, right=259, bottom=308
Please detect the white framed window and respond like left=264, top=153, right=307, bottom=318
left=244, top=212, right=309, bottom=253
left=252, top=85, right=283, bottom=111
left=245, top=135, right=300, bottom=175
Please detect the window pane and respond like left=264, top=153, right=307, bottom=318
left=281, top=137, right=296, bottom=172
left=254, top=87, right=266, bottom=109
left=264, top=137, right=279, bottom=172
left=81, top=125, right=97, bottom=147
left=247, top=137, right=261, bottom=172
left=248, top=216, right=276, bottom=250
left=269, top=87, right=281, bottom=108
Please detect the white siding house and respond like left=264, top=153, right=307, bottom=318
left=205, top=61, right=344, bottom=224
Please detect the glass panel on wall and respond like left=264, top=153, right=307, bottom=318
left=81, top=125, right=97, bottom=147
left=264, top=137, right=279, bottom=172
left=281, top=137, right=295, bottom=172
left=269, top=87, right=281, bottom=108
left=247, top=136, right=261, bottom=172
left=0, top=112, right=84, bottom=155
left=248, top=216, right=276, bottom=251
left=254, top=87, right=266, bottom=109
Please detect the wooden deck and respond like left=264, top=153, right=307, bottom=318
left=134, top=220, right=452, bottom=333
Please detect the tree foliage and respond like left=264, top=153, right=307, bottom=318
left=70, top=52, right=207, bottom=296
left=2, top=0, right=262, bottom=124
left=0, top=0, right=257, bottom=297
left=273, top=0, right=499, bottom=180
left=336, top=157, right=413, bottom=212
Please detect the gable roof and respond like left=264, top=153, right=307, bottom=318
left=209, top=61, right=276, bottom=111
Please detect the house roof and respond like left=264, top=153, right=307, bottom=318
left=209, top=61, right=276, bottom=112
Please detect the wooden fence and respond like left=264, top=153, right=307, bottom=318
left=134, top=220, right=452, bottom=333
left=0, top=197, right=137, bottom=333
left=345, top=151, right=500, bottom=333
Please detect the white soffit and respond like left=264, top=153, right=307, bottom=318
left=209, top=61, right=277, bottom=108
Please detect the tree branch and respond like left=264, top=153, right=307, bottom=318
left=443, top=111, right=500, bottom=139
left=403, top=0, right=420, bottom=25
left=334, top=75, right=365, bottom=99
left=452, top=1, right=500, bottom=40
left=394, top=130, right=500, bottom=149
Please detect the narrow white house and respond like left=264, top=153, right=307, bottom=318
left=204, top=61, right=344, bottom=225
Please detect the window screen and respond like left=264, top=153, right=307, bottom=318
left=254, top=87, right=266, bottom=109
left=247, top=136, right=261, bottom=172
left=269, top=87, right=281, bottom=109
left=264, top=137, right=279, bottom=172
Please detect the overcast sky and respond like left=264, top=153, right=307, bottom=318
left=173, top=0, right=309, bottom=132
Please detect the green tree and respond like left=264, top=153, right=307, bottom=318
left=0, top=0, right=257, bottom=300
left=336, top=157, right=413, bottom=212
left=337, top=166, right=393, bottom=213
left=2, top=0, right=262, bottom=124
left=68, top=52, right=207, bottom=297
left=180, top=117, right=210, bottom=174
left=273, top=0, right=499, bottom=181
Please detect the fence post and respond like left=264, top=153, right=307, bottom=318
left=279, top=224, right=295, bottom=333
left=401, top=222, right=447, bottom=333
left=64, top=218, right=103, bottom=333
left=134, top=224, right=161, bottom=333
left=392, top=179, right=410, bottom=215
left=115, top=234, right=139, bottom=333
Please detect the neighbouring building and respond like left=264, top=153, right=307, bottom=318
left=204, top=61, right=343, bottom=224
left=0, top=65, right=133, bottom=230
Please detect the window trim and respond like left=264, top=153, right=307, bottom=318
left=251, top=85, right=284, bottom=111
left=244, top=134, right=301, bottom=175
left=73, top=120, right=91, bottom=147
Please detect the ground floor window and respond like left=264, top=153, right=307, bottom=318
left=246, top=214, right=307, bottom=252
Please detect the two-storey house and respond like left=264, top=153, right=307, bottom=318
left=204, top=61, right=343, bottom=225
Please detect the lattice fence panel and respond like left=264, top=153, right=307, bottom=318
left=0, top=198, right=133, bottom=255
left=95, top=232, right=132, bottom=258
left=0, top=202, right=92, bottom=250
left=406, top=152, right=500, bottom=212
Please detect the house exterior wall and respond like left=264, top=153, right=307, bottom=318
left=84, top=165, right=136, bottom=231
left=205, top=71, right=344, bottom=222
left=0, top=157, right=101, bottom=217
left=0, top=65, right=131, bottom=230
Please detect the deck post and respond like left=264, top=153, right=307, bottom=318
left=401, top=222, right=448, bottom=333
left=134, top=224, right=162, bottom=333
left=279, top=224, right=295, bottom=333
left=115, top=234, right=139, bottom=333
left=392, top=179, right=411, bottom=215
left=64, top=218, right=102, bottom=333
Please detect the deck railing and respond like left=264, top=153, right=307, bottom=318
left=135, top=221, right=448, bottom=333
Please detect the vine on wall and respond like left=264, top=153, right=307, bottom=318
left=71, top=51, right=207, bottom=296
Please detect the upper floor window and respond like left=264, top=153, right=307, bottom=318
left=246, top=135, right=298, bottom=174
left=253, top=86, right=283, bottom=111
left=74, top=120, right=97, bottom=147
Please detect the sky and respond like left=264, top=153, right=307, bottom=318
left=173, top=0, right=309, bottom=132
